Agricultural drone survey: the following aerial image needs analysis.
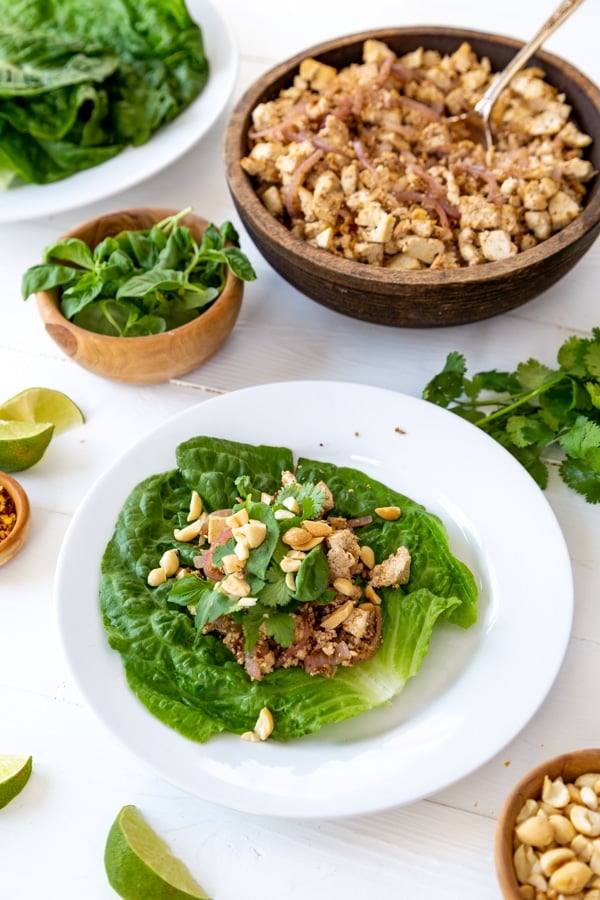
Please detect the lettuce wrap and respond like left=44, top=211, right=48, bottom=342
left=100, top=436, right=478, bottom=741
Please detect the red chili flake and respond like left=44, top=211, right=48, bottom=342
left=0, top=484, right=17, bottom=542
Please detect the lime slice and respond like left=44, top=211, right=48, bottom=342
left=0, top=420, right=55, bottom=473
left=0, top=387, right=84, bottom=435
left=0, top=754, right=32, bottom=809
left=104, top=805, right=210, bottom=899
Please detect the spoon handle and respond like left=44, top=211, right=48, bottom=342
left=475, top=0, right=586, bottom=117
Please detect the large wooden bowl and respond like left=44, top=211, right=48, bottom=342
left=35, top=208, right=244, bottom=384
left=495, top=748, right=600, bottom=898
left=0, top=472, right=31, bottom=567
left=224, top=27, right=600, bottom=327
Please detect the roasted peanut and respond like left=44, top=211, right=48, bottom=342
left=321, top=600, right=354, bottom=629
left=543, top=776, right=571, bottom=809
left=359, top=545, right=375, bottom=568
left=147, top=567, right=166, bottom=587
left=282, top=496, right=300, bottom=514
left=374, top=505, right=401, bottom=521
left=174, top=518, right=205, bottom=542
left=548, top=859, right=593, bottom=894
left=159, top=548, right=179, bottom=577
left=187, top=490, right=203, bottom=522
left=302, top=519, right=332, bottom=537
left=571, top=806, right=600, bottom=838
left=254, top=707, right=274, bottom=740
left=515, top=815, right=555, bottom=849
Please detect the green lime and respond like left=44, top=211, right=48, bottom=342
left=0, top=387, right=84, bottom=435
left=0, top=754, right=32, bottom=809
left=0, top=420, right=55, bottom=473
left=104, top=805, right=210, bottom=899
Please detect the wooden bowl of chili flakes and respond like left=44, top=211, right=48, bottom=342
left=0, top=473, right=31, bottom=567
left=224, top=26, right=600, bottom=327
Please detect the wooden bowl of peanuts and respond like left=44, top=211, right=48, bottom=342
left=224, top=27, right=600, bottom=327
left=0, top=472, right=31, bottom=567
left=34, top=208, right=244, bottom=384
left=495, top=748, right=600, bottom=899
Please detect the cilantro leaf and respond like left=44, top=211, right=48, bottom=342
left=262, top=612, right=297, bottom=647
left=257, top=563, right=293, bottom=608
left=558, top=416, right=600, bottom=459
left=422, top=351, right=466, bottom=407
left=559, top=457, right=600, bottom=503
left=421, top=329, right=600, bottom=503
left=505, top=415, right=556, bottom=449
left=240, top=606, right=296, bottom=651
left=516, top=359, right=555, bottom=391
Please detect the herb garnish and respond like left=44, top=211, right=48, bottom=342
left=21, top=208, right=257, bottom=337
left=422, top=328, right=600, bottom=503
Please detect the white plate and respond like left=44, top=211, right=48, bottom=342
left=0, top=0, right=237, bottom=223
left=55, top=381, right=573, bottom=818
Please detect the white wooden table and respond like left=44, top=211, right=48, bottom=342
left=1, top=1, right=599, bottom=897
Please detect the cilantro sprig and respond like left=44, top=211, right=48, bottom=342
left=422, top=328, right=600, bottom=503
left=22, top=207, right=256, bottom=337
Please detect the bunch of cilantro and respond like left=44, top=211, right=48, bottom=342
left=22, top=208, right=256, bottom=336
left=422, top=328, right=600, bottom=503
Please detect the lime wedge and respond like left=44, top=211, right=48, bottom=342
left=0, top=420, right=54, bottom=473
left=104, top=805, right=210, bottom=899
left=0, top=387, right=84, bottom=435
left=0, top=754, right=32, bottom=809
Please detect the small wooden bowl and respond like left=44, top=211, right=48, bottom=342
left=495, top=748, right=600, bottom=898
left=36, top=208, right=244, bottom=384
left=0, top=472, right=31, bottom=567
left=224, top=27, right=600, bottom=327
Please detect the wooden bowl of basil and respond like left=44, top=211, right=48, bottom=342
left=30, top=208, right=252, bottom=385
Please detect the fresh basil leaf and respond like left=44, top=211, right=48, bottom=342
left=157, top=227, right=196, bottom=269
left=43, top=237, right=95, bottom=269
left=116, top=268, right=189, bottom=298
left=60, top=272, right=104, bottom=317
left=244, top=501, right=280, bottom=580
left=72, top=297, right=141, bottom=336
left=221, top=246, right=257, bottom=281
left=124, top=314, right=167, bottom=336
left=220, top=221, right=240, bottom=245
left=21, top=263, right=77, bottom=298
left=294, top=545, right=329, bottom=603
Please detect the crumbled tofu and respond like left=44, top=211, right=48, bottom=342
left=370, top=546, right=412, bottom=588
left=241, top=40, right=594, bottom=269
left=479, top=229, right=518, bottom=262
left=548, top=190, right=582, bottom=229
left=326, top=529, right=361, bottom=580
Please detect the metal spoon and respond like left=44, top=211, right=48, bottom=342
left=447, top=0, right=586, bottom=149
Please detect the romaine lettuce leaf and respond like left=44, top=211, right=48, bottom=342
left=100, top=437, right=478, bottom=741
left=0, top=0, right=209, bottom=186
